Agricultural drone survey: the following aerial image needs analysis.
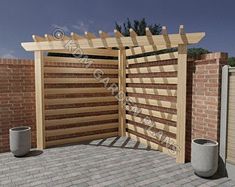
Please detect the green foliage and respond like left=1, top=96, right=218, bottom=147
left=228, top=57, right=235, bottom=67
left=115, top=18, right=161, bottom=36
left=187, top=48, right=210, bottom=59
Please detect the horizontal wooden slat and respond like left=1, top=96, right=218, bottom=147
left=126, top=123, right=176, bottom=143
left=45, top=105, right=118, bottom=116
left=126, top=87, right=176, bottom=96
left=46, top=131, right=118, bottom=147
left=128, top=96, right=176, bottom=109
left=126, top=114, right=176, bottom=134
left=126, top=65, right=177, bottom=74
left=46, top=123, right=118, bottom=137
left=126, top=132, right=175, bottom=157
left=46, top=114, right=118, bottom=126
left=127, top=52, right=178, bottom=64
left=45, top=78, right=118, bottom=84
left=48, top=48, right=119, bottom=57
left=126, top=77, right=177, bottom=84
left=45, top=96, right=116, bottom=106
left=44, top=56, right=118, bottom=65
left=126, top=107, right=177, bottom=122
left=44, top=67, right=118, bottom=74
left=45, top=87, right=111, bottom=95
left=126, top=45, right=172, bottom=56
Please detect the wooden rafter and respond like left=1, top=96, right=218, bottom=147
left=114, top=29, right=123, bottom=38
left=99, top=30, right=111, bottom=49
left=71, top=32, right=84, bottom=40
left=32, top=35, right=45, bottom=42
left=44, top=34, right=54, bottom=41
left=84, top=31, right=96, bottom=39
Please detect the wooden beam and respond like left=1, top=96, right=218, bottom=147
left=114, top=29, right=123, bottom=38
left=99, top=30, right=109, bottom=38
left=145, top=27, right=152, bottom=37
left=34, top=51, right=45, bottom=150
left=85, top=31, right=96, bottom=39
left=44, top=67, right=118, bottom=74
left=179, top=25, right=185, bottom=35
left=162, top=26, right=168, bottom=35
left=71, top=32, right=84, bottom=40
left=118, top=49, right=126, bottom=136
left=176, top=43, right=187, bottom=163
left=128, top=96, right=176, bottom=109
left=48, top=48, right=118, bottom=57
left=127, top=52, right=178, bottom=64
left=126, top=65, right=177, bottom=74
left=126, top=107, right=177, bottom=121
left=22, top=32, right=205, bottom=51
left=99, top=30, right=112, bottom=49
left=129, top=28, right=137, bottom=37
left=44, top=34, right=54, bottom=41
left=126, top=77, right=177, bottom=84
left=46, top=131, right=118, bottom=147
left=46, top=123, right=118, bottom=137
left=126, top=87, right=177, bottom=96
left=45, top=105, right=118, bottom=116
left=126, top=114, right=176, bottom=134
left=126, top=123, right=176, bottom=143
left=45, top=96, right=116, bottom=106
left=45, top=114, right=118, bottom=126
left=32, top=35, right=45, bottom=42
left=44, top=77, right=118, bottom=84
left=44, top=56, right=118, bottom=65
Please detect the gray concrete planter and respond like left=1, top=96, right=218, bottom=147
left=9, top=126, right=31, bottom=157
left=192, top=138, right=218, bottom=178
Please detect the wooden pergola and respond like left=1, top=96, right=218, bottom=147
left=22, top=25, right=205, bottom=163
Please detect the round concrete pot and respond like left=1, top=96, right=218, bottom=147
left=191, top=138, right=218, bottom=178
left=9, top=126, right=31, bottom=157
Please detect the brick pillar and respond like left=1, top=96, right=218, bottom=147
left=186, top=52, right=227, bottom=162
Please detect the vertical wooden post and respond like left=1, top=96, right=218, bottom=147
left=176, top=44, right=187, bottom=163
left=34, top=51, right=45, bottom=149
left=118, top=49, right=126, bottom=136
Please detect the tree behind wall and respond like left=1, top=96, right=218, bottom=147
left=115, top=18, right=161, bottom=36
left=228, top=57, right=235, bottom=67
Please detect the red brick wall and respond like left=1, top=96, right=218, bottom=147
left=0, top=59, right=36, bottom=153
left=186, top=52, right=227, bottom=161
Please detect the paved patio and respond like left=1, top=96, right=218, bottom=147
left=0, top=137, right=234, bottom=187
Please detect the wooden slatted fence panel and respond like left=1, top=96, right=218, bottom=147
left=43, top=56, right=119, bottom=147
left=125, top=52, right=178, bottom=158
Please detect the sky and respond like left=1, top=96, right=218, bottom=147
left=0, top=0, right=234, bottom=59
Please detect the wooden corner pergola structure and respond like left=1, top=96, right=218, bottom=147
left=22, top=25, right=205, bottom=163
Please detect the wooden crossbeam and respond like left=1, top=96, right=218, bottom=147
left=22, top=31, right=205, bottom=51
left=32, top=35, right=45, bottom=42
left=71, top=32, right=84, bottom=40
left=99, top=30, right=109, bottom=38
left=162, top=26, right=168, bottom=35
left=129, top=28, right=137, bottom=38
left=179, top=25, right=185, bottom=34
left=99, top=30, right=111, bottom=49
left=145, top=27, right=152, bottom=37
left=85, top=32, right=96, bottom=39
left=44, top=34, right=54, bottom=41
left=114, top=29, right=123, bottom=38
